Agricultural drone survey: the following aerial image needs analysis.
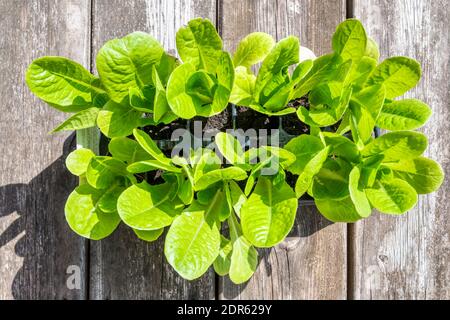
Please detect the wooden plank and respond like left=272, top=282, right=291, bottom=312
left=351, top=0, right=450, bottom=299
left=0, top=0, right=90, bottom=299
left=89, top=0, right=217, bottom=299
left=218, top=0, right=347, bottom=299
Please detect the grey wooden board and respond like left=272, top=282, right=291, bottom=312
left=0, top=0, right=90, bottom=299
left=218, top=0, right=348, bottom=299
left=351, top=0, right=450, bottom=300
left=89, top=0, right=217, bottom=300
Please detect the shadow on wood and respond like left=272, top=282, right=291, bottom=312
left=0, top=133, right=82, bottom=299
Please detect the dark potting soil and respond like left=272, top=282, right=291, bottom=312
left=144, top=120, right=188, bottom=140
left=281, top=96, right=310, bottom=136
left=235, top=106, right=279, bottom=131
left=189, top=108, right=232, bottom=133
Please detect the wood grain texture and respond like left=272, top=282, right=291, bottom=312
left=89, top=0, right=217, bottom=300
left=0, top=0, right=90, bottom=299
left=218, top=0, right=348, bottom=299
left=351, top=0, right=450, bottom=299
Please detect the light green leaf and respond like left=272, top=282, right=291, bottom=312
left=233, top=32, right=275, bottom=70
left=385, top=157, right=444, bottom=194
left=97, top=100, right=142, bottom=138
left=227, top=210, right=258, bottom=284
left=226, top=180, right=247, bottom=218
left=360, top=155, right=384, bottom=187
left=361, top=131, right=428, bottom=161
left=261, top=146, right=296, bottom=168
left=241, top=177, right=297, bottom=247
left=284, top=135, right=324, bottom=175
left=178, top=177, right=194, bottom=205
left=26, top=57, right=103, bottom=112
left=152, top=66, right=177, bottom=123
left=365, top=178, right=418, bottom=214
left=297, top=83, right=352, bottom=127
left=117, top=182, right=184, bottom=230
left=195, top=167, right=247, bottom=191
left=52, top=107, right=100, bottom=132
left=376, top=99, right=432, bottom=131
left=165, top=200, right=221, bottom=280
left=96, top=32, right=164, bottom=102
left=133, top=129, right=171, bottom=164
left=186, top=70, right=216, bottom=104
left=292, top=59, right=314, bottom=82
left=310, top=158, right=351, bottom=200
left=230, top=66, right=256, bottom=105
left=86, top=156, right=127, bottom=189
left=229, top=236, right=258, bottom=284
left=65, top=184, right=120, bottom=240
left=133, top=228, right=164, bottom=242
left=215, top=132, right=244, bottom=164
left=166, top=63, right=198, bottom=119
left=248, top=104, right=296, bottom=116
left=293, top=53, right=342, bottom=98
left=254, top=36, right=299, bottom=100
left=243, top=155, right=275, bottom=196
left=213, top=236, right=233, bottom=276
left=315, top=196, right=365, bottom=222
left=97, top=184, right=125, bottom=213
left=108, top=137, right=150, bottom=164
left=332, top=19, right=367, bottom=62
left=352, top=84, right=386, bottom=120
left=205, top=52, right=234, bottom=117
left=155, top=52, right=180, bottom=85
left=365, top=37, right=380, bottom=61
left=167, top=53, right=233, bottom=119
left=345, top=56, right=377, bottom=90
left=127, top=160, right=181, bottom=173
left=349, top=85, right=385, bottom=145
left=366, top=57, right=421, bottom=99
left=321, top=132, right=360, bottom=163
left=176, top=18, right=223, bottom=73
left=128, top=86, right=153, bottom=112
left=294, top=146, right=330, bottom=198
left=349, top=166, right=372, bottom=218
left=193, top=149, right=222, bottom=182
left=66, top=148, right=95, bottom=176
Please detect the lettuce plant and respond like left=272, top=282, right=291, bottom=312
left=166, top=18, right=234, bottom=119
left=25, top=18, right=443, bottom=284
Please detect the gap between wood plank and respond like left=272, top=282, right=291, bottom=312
left=345, top=0, right=355, bottom=301
left=214, top=0, right=221, bottom=301
left=86, top=0, right=94, bottom=301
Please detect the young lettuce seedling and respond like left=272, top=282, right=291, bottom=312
left=166, top=18, right=235, bottom=119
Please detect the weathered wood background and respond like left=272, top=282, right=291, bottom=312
left=0, top=0, right=448, bottom=300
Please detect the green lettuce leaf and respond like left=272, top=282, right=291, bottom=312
left=65, top=184, right=121, bottom=240
left=365, top=56, right=421, bottom=99
left=361, top=131, right=428, bottom=161
left=117, top=181, right=184, bottom=230
left=385, top=157, right=444, bottom=194
left=241, top=177, right=297, bottom=247
left=332, top=18, right=367, bottom=62
left=233, top=32, right=275, bottom=70
left=164, top=199, right=221, bottom=280
left=96, top=32, right=164, bottom=102
left=376, top=99, right=432, bottom=131
left=176, top=18, right=223, bottom=73
left=365, top=178, right=418, bottom=214
left=26, top=57, right=104, bottom=112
